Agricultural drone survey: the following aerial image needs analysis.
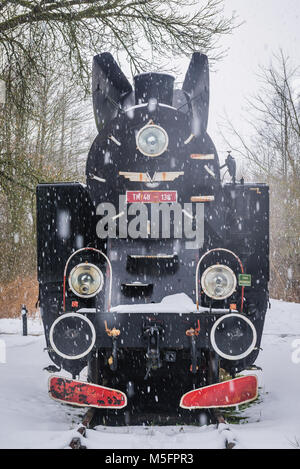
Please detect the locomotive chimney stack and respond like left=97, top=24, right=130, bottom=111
left=134, top=73, right=175, bottom=106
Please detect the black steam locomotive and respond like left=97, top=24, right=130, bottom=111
left=37, top=52, right=269, bottom=423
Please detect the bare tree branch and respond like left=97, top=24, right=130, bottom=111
left=0, top=0, right=236, bottom=77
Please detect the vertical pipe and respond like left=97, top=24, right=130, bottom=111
left=21, top=304, right=28, bottom=336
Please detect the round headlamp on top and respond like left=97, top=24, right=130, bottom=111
left=68, top=263, right=104, bottom=298
left=136, top=124, right=168, bottom=157
left=201, top=264, right=236, bottom=300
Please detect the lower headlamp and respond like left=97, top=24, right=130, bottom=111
left=201, top=264, right=236, bottom=300
left=68, top=263, right=103, bottom=298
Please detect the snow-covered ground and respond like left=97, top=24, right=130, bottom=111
left=0, top=299, right=299, bottom=449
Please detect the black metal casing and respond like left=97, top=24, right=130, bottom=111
left=36, top=52, right=269, bottom=386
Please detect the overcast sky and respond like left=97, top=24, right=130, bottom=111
left=205, top=0, right=300, bottom=163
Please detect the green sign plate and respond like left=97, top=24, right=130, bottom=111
left=238, top=273, right=251, bottom=287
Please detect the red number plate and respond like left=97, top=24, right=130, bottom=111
left=126, top=191, right=177, bottom=203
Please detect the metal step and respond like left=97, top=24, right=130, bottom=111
left=121, top=282, right=153, bottom=297
left=126, top=254, right=179, bottom=275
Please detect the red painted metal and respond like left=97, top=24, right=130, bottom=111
left=126, top=190, right=177, bottom=203
left=180, top=375, right=258, bottom=409
left=49, top=376, right=127, bottom=409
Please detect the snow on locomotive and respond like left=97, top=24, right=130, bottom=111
left=36, top=52, right=269, bottom=423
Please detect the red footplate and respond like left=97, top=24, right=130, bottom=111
left=180, top=375, right=258, bottom=409
left=49, top=375, right=127, bottom=409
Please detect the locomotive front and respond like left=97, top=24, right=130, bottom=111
left=37, top=53, right=269, bottom=422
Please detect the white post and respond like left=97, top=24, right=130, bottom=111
left=0, top=79, right=6, bottom=105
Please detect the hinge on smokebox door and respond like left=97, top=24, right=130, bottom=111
left=249, top=187, right=262, bottom=195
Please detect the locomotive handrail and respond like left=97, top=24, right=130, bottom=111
left=63, top=247, right=113, bottom=312
left=195, top=247, right=244, bottom=312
